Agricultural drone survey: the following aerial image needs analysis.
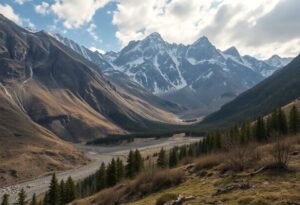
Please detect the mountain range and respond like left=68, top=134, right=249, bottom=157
left=52, top=32, right=293, bottom=117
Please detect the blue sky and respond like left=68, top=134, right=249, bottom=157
left=0, top=0, right=120, bottom=52
left=0, top=0, right=299, bottom=58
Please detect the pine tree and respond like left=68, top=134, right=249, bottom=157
left=126, top=150, right=135, bottom=178
left=59, top=180, right=65, bottom=205
left=107, top=158, right=117, bottom=186
left=116, top=158, right=125, bottom=181
left=96, top=163, right=106, bottom=191
left=30, top=194, right=37, bottom=205
left=188, top=145, right=196, bottom=157
left=229, top=124, right=240, bottom=143
left=270, top=108, right=279, bottom=132
left=214, top=132, right=222, bottom=149
left=134, top=149, right=143, bottom=174
left=266, top=116, right=272, bottom=137
left=255, top=116, right=266, bottom=142
left=17, top=188, right=26, bottom=205
left=157, top=148, right=167, bottom=168
left=1, top=194, right=9, bottom=205
left=179, top=145, right=187, bottom=160
left=48, top=173, right=60, bottom=205
left=169, top=147, right=178, bottom=168
left=43, top=192, right=49, bottom=205
left=278, top=108, right=288, bottom=135
left=289, top=105, right=299, bottom=134
left=65, top=176, right=76, bottom=203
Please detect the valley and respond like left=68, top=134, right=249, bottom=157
left=0, top=135, right=200, bottom=203
left=0, top=2, right=299, bottom=204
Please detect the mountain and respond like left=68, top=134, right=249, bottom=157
left=51, top=32, right=292, bottom=117
left=0, top=14, right=182, bottom=184
left=104, top=34, right=265, bottom=117
left=202, top=54, right=300, bottom=128
left=51, top=33, right=186, bottom=114
left=265, top=54, right=293, bottom=68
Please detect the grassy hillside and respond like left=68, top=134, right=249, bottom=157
left=69, top=102, right=299, bottom=205
left=71, top=135, right=300, bottom=205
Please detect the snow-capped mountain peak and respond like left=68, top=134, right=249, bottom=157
left=222, top=46, right=243, bottom=64
left=192, top=36, right=211, bottom=46
left=223, top=47, right=240, bottom=58
left=265, top=55, right=293, bottom=68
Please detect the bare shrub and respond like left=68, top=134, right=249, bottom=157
left=270, top=139, right=291, bottom=169
left=131, top=168, right=184, bottom=195
left=224, top=142, right=255, bottom=172
left=194, top=154, right=224, bottom=171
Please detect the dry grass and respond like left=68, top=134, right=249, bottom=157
left=194, top=153, right=224, bottom=171
left=155, top=193, right=177, bottom=205
left=72, top=168, right=184, bottom=205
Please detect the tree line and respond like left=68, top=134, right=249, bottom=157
left=157, top=105, right=299, bottom=169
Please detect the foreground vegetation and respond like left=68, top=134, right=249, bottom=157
left=4, top=105, right=299, bottom=205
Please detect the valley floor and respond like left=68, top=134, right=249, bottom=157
left=0, top=135, right=199, bottom=203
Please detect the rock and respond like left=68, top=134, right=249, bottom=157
left=263, top=181, right=269, bottom=185
left=164, top=195, right=196, bottom=205
left=286, top=202, right=300, bottom=205
left=213, top=182, right=251, bottom=196
left=207, top=172, right=213, bottom=177
left=196, top=170, right=208, bottom=177
left=291, top=151, right=299, bottom=156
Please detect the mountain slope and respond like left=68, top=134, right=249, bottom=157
left=202, top=54, right=300, bottom=127
left=0, top=85, right=86, bottom=186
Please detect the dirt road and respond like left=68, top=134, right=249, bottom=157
left=0, top=136, right=200, bottom=203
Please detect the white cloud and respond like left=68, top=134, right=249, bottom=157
left=90, top=46, right=105, bottom=54
left=50, top=0, right=112, bottom=29
left=112, top=0, right=299, bottom=58
left=87, top=23, right=102, bottom=42
left=0, top=3, right=21, bottom=24
left=35, top=2, right=50, bottom=15
left=0, top=4, right=35, bottom=30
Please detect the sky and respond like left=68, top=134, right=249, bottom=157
left=0, top=0, right=299, bottom=59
